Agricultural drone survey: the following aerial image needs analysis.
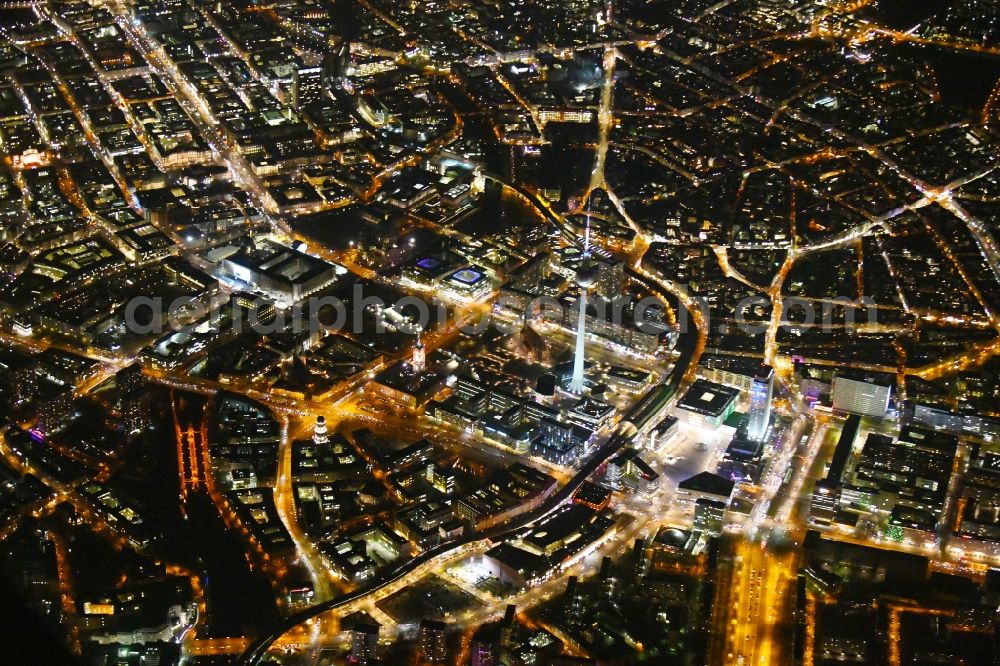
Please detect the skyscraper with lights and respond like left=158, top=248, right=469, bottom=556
left=747, top=364, right=774, bottom=442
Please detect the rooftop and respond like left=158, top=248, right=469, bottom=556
left=678, top=379, right=741, bottom=417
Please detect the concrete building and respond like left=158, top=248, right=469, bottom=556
left=90, top=604, right=196, bottom=645
left=343, top=613, right=380, bottom=664
left=831, top=371, right=892, bottom=418
left=647, top=415, right=679, bottom=451
left=677, top=471, right=736, bottom=504
left=694, top=497, right=727, bottom=536
left=676, top=379, right=740, bottom=430
left=217, top=241, right=345, bottom=305
left=418, top=619, right=447, bottom=663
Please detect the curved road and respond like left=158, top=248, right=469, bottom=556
left=238, top=338, right=694, bottom=664
left=239, top=173, right=701, bottom=665
left=238, top=312, right=698, bottom=665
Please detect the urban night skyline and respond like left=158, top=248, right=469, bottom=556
left=0, top=0, right=999, bottom=665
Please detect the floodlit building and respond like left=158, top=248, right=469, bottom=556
left=677, top=380, right=740, bottom=430
left=217, top=241, right=345, bottom=305
left=747, top=364, right=774, bottom=441
left=831, top=371, right=892, bottom=418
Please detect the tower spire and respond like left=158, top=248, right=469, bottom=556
left=313, top=415, right=328, bottom=445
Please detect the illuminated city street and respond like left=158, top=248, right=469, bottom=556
left=1, top=1, right=1000, bottom=665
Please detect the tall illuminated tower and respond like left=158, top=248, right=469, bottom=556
left=748, top=364, right=774, bottom=441
left=569, top=216, right=597, bottom=394
left=313, top=415, right=329, bottom=445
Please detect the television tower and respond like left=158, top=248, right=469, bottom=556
left=313, top=415, right=329, bottom=445
left=412, top=328, right=426, bottom=372
left=569, top=212, right=597, bottom=394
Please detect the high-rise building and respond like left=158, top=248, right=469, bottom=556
left=810, top=480, right=840, bottom=526
left=117, top=364, right=151, bottom=434
left=343, top=612, right=382, bottom=666
left=36, top=382, right=73, bottom=436
left=289, top=65, right=323, bottom=109
left=418, top=619, right=447, bottom=663
left=747, top=364, right=774, bottom=442
left=500, top=604, right=516, bottom=649
left=470, top=625, right=500, bottom=666
left=326, top=44, right=350, bottom=85
left=591, top=254, right=625, bottom=300
left=831, top=371, right=892, bottom=418
left=693, top=497, right=726, bottom=536
left=116, top=363, right=145, bottom=403
left=0, top=348, right=37, bottom=404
